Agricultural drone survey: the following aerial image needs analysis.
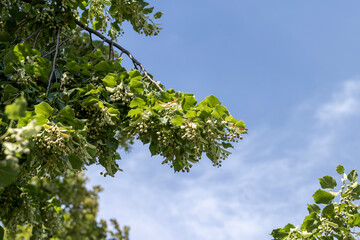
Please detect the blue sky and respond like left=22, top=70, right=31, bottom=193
left=86, top=1, right=360, bottom=239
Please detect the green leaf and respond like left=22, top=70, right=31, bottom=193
left=34, top=102, right=53, bottom=118
left=102, top=73, right=118, bottom=87
left=336, top=165, right=345, bottom=174
left=0, top=160, right=19, bottom=188
left=181, top=96, right=197, bottom=111
left=66, top=60, right=81, bottom=72
left=5, top=96, right=27, bottom=120
left=348, top=169, right=358, bottom=182
left=312, top=189, right=335, bottom=204
left=12, top=43, right=33, bottom=62
left=171, top=115, right=185, bottom=126
left=94, top=61, right=112, bottom=72
left=350, top=213, right=360, bottom=227
left=149, top=142, right=158, bottom=156
left=154, top=11, right=163, bottom=19
left=270, top=223, right=295, bottom=239
left=127, top=108, right=142, bottom=118
left=59, top=106, right=84, bottom=130
left=221, top=142, right=233, bottom=149
left=129, top=78, right=144, bottom=94
left=33, top=115, right=48, bottom=125
left=69, top=154, right=84, bottom=170
left=173, top=160, right=184, bottom=172
left=319, top=175, right=337, bottom=190
left=2, top=84, right=19, bottom=100
left=322, top=204, right=335, bottom=218
left=236, top=120, right=246, bottom=128
left=34, top=57, right=51, bottom=82
left=130, top=97, right=146, bottom=108
left=307, top=204, right=321, bottom=214
left=301, top=212, right=320, bottom=232
left=17, top=111, right=35, bottom=127
left=225, top=115, right=237, bottom=124
left=204, top=95, right=221, bottom=107
left=186, top=110, right=197, bottom=119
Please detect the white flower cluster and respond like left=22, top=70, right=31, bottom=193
left=110, top=82, right=133, bottom=105
left=34, top=124, right=71, bottom=156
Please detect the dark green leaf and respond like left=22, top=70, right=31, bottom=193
left=322, top=204, right=335, bottom=218
left=270, top=223, right=295, bottom=239
left=149, top=142, right=158, bottom=156
left=2, top=84, right=18, bottom=100
left=94, top=61, right=112, bottom=72
left=301, top=212, right=320, bottom=232
left=0, top=226, right=3, bottom=240
left=307, top=204, right=321, bottom=214
left=348, top=170, right=358, bottom=182
left=66, top=60, right=81, bottom=72
left=0, top=160, right=19, bottom=188
left=319, top=176, right=337, bottom=190
left=173, top=160, right=184, bottom=172
left=69, top=154, right=84, bottom=170
left=336, top=165, right=345, bottom=174
left=154, top=11, right=163, bottom=19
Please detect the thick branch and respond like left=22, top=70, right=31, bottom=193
left=75, top=20, right=164, bottom=92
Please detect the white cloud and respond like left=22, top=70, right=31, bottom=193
left=86, top=79, right=360, bottom=240
left=316, top=80, right=360, bottom=122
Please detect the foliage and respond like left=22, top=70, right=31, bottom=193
left=2, top=171, right=129, bottom=239
left=0, top=0, right=247, bottom=238
left=271, top=165, right=360, bottom=240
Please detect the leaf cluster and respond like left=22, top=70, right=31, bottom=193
left=271, top=165, right=360, bottom=240
left=0, top=0, right=247, bottom=238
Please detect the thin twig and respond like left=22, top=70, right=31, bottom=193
left=46, top=28, right=60, bottom=96
left=75, top=20, right=164, bottom=92
left=90, top=32, right=94, bottom=50
left=43, top=28, right=83, bottom=58
left=21, top=29, right=43, bottom=43
left=33, top=30, right=42, bottom=49
left=92, top=39, right=105, bottom=53
left=109, top=42, right=113, bottom=61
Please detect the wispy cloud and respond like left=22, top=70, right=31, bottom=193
left=316, top=80, right=360, bottom=123
left=86, top=79, right=360, bottom=240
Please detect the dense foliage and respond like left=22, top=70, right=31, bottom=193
left=272, top=165, right=360, bottom=240
left=0, top=0, right=247, bottom=238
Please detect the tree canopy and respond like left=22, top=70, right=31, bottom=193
left=272, top=165, right=360, bottom=240
left=0, top=0, right=247, bottom=238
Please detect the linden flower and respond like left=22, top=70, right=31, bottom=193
left=188, top=122, right=197, bottom=129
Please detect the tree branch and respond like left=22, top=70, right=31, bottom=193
left=46, top=28, right=60, bottom=96
left=43, top=28, right=83, bottom=58
left=75, top=20, right=164, bottom=92
left=21, top=29, right=43, bottom=44
left=33, top=30, right=42, bottom=49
